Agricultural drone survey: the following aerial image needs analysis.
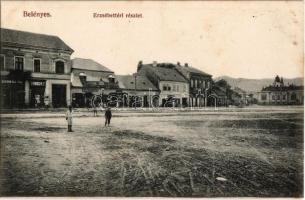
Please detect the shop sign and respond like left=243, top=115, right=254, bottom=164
left=31, top=81, right=45, bottom=86
left=1, top=79, right=23, bottom=84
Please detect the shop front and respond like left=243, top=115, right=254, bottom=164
left=1, top=79, right=25, bottom=108
left=29, top=80, right=46, bottom=108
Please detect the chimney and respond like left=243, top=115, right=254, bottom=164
left=185, top=63, right=188, bottom=67
left=177, top=62, right=181, bottom=66
left=152, top=61, right=157, bottom=67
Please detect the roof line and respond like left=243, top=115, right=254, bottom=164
left=1, top=28, right=60, bottom=39
left=72, top=68, right=114, bottom=73
left=3, top=41, right=74, bottom=53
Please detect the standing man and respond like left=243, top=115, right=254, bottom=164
left=105, top=107, right=112, bottom=126
left=66, top=105, right=73, bottom=132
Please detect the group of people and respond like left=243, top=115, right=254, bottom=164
left=65, top=106, right=112, bottom=132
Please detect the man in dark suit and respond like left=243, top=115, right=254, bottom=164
left=105, top=107, right=112, bottom=126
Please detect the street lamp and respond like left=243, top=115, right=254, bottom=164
left=101, top=88, right=104, bottom=108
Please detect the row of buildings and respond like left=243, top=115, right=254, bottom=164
left=1, top=28, right=302, bottom=108
left=0, top=28, right=225, bottom=108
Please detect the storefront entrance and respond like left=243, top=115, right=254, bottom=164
left=52, top=84, right=67, bottom=108
left=182, top=98, right=188, bottom=107
left=30, top=80, right=46, bottom=108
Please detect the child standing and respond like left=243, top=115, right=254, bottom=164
left=93, top=106, right=98, bottom=117
left=66, top=105, right=73, bottom=132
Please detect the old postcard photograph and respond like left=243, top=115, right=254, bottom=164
left=0, top=0, right=303, bottom=197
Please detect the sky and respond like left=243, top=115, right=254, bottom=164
left=1, top=1, right=303, bottom=79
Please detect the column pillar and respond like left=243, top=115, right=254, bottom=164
left=66, top=82, right=71, bottom=106
left=142, top=96, right=144, bottom=107
left=44, top=80, right=52, bottom=107
left=180, top=97, right=183, bottom=108
left=127, top=94, right=130, bottom=107
left=25, top=80, right=30, bottom=106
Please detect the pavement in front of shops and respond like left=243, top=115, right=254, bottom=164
left=0, top=105, right=303, bottom=119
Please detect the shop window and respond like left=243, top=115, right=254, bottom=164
left=55, top=61, right=65, bottom=74
left=15, top=56, right=24, bottom=71
left=0, top=55, right=5, bottom=70
left=261, top=94, right=267, bottom=100
left=291, top=93, right=297, bottom=100
left=34, top=59, right=40, bottom=72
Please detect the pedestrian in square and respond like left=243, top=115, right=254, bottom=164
left=66, top=105, right=73, bottom=132
left=93, top=106, right=98, bottom=117
left=105, top=107, right=112, bottom=126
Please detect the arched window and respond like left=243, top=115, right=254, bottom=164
left=55, top=61, right=65, bottom=74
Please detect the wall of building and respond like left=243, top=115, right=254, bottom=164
left=258, top=90, right=304, bottom=105
left=1, top=46, right=72, bottom=108
left=1, top=47, right=72, bottom=74
left=189, top=75, right=211, bottom=94
left=188, top=74, right=211, bottom=107
left=158, top=81, right=189, bottom=106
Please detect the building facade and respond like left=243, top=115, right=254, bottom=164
left=1, top=28, right=74, bottom=108
left=137, top=62, right=189, bottom=107
left=175, top=62, right=212, bottom=107
left=116, top=74, right=160, bottom=107
left=258, top=76, right=304, bottom=105
left=209, top=85, right=228, bottom=107
left=71, top=58, right=118, bottom=107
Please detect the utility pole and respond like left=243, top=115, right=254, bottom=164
left=149, top=88, right=152, bottom=109
left=134, top=73, right=137, bottom=109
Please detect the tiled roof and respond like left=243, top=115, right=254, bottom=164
left=1, top=28, right=73, bottom=52
left=116, top=75, right=158, bottom=91
left=72, top=58, right=113, bottom=72
left=175, top=64, right=212, bottom=78
left=140, top=63, right=188, bottom=82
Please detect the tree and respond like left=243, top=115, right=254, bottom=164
left=214, top=79, right=236, bottom=105
left=215, top=79, right=231, bottom=89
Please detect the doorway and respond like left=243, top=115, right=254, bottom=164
left=52, top=84, right=66, bottom=108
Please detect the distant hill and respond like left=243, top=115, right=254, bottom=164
left=214, top=76, right=303, bottom=93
